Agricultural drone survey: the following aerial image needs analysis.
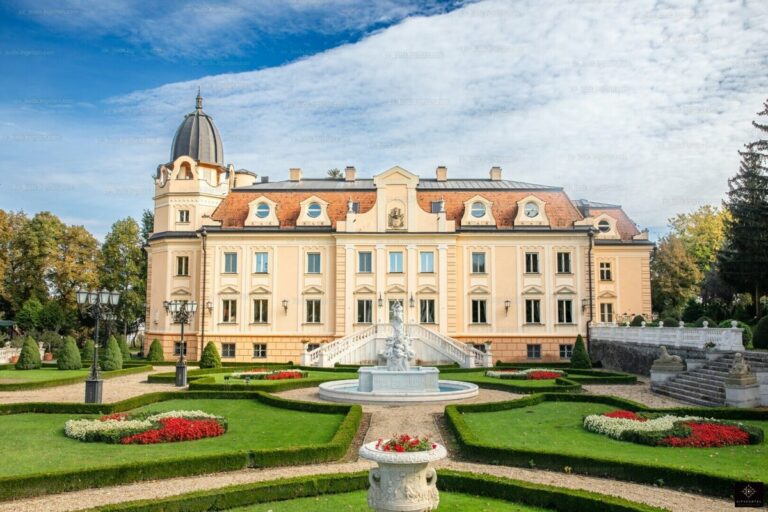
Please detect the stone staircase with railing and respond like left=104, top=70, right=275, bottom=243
left=653, top=352, right=768, bottom=406
left=301, top=324, right=490, bottom=368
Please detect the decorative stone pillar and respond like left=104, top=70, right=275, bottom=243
left=650, top=346, right=685, bottom=388
left=724, top=353, right=760, bottom=408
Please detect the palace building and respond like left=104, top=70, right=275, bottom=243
left=144, top=94, right=653, bottom=365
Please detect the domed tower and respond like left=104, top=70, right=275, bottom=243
left=170, top=91, right=224, bottom=166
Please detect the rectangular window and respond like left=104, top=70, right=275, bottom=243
left=178, top=210, right=190, bottom=223
left=471, top=252, right=486, bottom=273
left=599, top=262, right=612, bottom=281
left=525, top=299, right=541, bottom=323
left=350, top=202, right=360, bottom=213
left=252, top=344, right=267, bottom=359
left=420, top=299, right=435, bottom=323
left=525, top=252, right=539, bottom=273
left=306, top=299, right=321, bottom=323
left=252, top=299, right=268, bottom=323
left=224, top=252, right=238, bottom=273
left=389, top=252, right=403, bottom=273
left=307, top=252, right=321, bottom=273
left=420, top=252, right=434, bottom=273
left=176, top=256, right=189, bottom=276
left=559, top=344, right=574, bottom=359
left=388, top=300, right=403, bottom=322
left=557, top=299, right=573, bottom=324
left=471, top=299, right=487, bottom=324
left=557, top=252, right=571, bottom=273
left=357, top=299, right=373, bottom=324
left=306, top=343, right=321, bottom=352
left=600, top=303, right=614, bottom=323
left=221, top=343, right=235, bottom=358
left=173, top=342, right=187, bottom=356
left=358, top=251, right=372, bottom=273
left=430, top=200, right=444, bottom=213
left=222, top=299, right=237, bottom=323
left=527, top=344, right=542, bottom=359
left=254, top=252, right=268, bottom=273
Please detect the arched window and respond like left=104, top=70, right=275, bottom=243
left=178, top=163, right=193, bottom=180
left=256, top=203, right=270, bottom=218
left=307, top=202, right=322, bottom=218
left=471, top=202, right=486, bottom=218
left=597, top=220, right=611, bottom=233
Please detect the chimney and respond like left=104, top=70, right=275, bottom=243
left=436, top=165, right=447, bottom=182
left=261, top=176, right=269, bottom=183
left=344, top=166, right=356, bottom=182
left=289, top=167, right=302, bottom=182
left=489, top=166, right=502, bottom=181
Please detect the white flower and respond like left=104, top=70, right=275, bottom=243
left=485, top=368, right=564, bottom=378
left=583, top=413, right=706, bottom=440
left=147, top=410, right=220, bottom=421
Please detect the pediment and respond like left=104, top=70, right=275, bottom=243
left=386, top=284, right=407, bottom=294
left=171, top=287, right=191, bottom=296
left=598, top=290, right=618, bottom=299
left=218, top=286, right=239, bottom=295
left=373, top=166, right=419, bottom=187
left=302, top=285, right=325, bottom=295
left=469, top=285, right=490, bottom=295
left=554, top=285, right=577, bottom=295
left=249, top=286, right=271, bottom=295
left=418, top=285, right=438, bottom=294
left=522, top=285, right=544, bottom=295
left=354, top=285, right=376, bottom=294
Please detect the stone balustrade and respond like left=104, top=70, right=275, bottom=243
left=591, top=322, right=744, bottom=352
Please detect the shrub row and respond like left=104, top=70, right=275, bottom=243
left=445, top=393, right=768, bottom=498
left=0, top=365, right=152, bottom=391
left=188, top=375, right=349, bottom=393
left=83, top=470, right=665, bottom=512
left=0, top=391, right=361, bottom=500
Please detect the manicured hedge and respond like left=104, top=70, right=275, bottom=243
left=445, top=393, right=768, bottom=498
left=188, top=375, right=349, bottom=393
left=0, top=391, right=362, bottom=501
left=82, top=470, right=665, bottom=512
left=0, top=365, right=153, bottom=391
left=495, top=361, right=573, bottom=368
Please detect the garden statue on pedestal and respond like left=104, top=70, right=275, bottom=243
left=382, top=302, right=415, bottom=371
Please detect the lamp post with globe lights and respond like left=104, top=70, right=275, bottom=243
left=163, top=300, right=197, bottom=387
left=76, top=288, right=120, bottom=404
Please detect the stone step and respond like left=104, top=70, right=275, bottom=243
left=664, top=381, right=725, bottom=398
left=653, top=386, right=723, bottom=407
left=677, top=371, right=727, bottom=383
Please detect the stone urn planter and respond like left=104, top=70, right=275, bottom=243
left=359, top=440, right=447, bottom=512
left=43, top=352, right=54, bottom=361
left=9, top=356, right=18, bottom=364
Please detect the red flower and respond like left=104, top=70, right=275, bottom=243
left=99, top=413, right=128, bottom=422
left=265, top=371, right=305, bottom=381
left=121, top=418, right=225, bottom=445
left=660, top=422, right=750, bottom=448
left=603, top=410, right=645, bottom=421
left=527, top=371, right=562, bottom=380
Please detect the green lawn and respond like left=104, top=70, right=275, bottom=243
left=461, top=401, right=768, bottom=481
left=446, top=371, right=563, bottom=388
left=0, top=368, right=88, bottom=383
left=209, top=370, right=358, bottom=384
left=0, top=398, right=345, bottom=478
left=227, top=490, right=552, bottom=511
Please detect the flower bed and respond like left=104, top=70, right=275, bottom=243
left=230, top=369, right=307, bottom=381
left=375, top=433, right=437, bottom=453
left=583, top=410, right=763, bottom=448
left=485, top=368, right=565, bottom=380
left=64, top=410, right=227, bottom=444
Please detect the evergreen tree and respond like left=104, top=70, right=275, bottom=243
left=15, top=336, right=42, bottom=370
left=80, top=339, right=95, bottom=362
left=199, top=341, right=222, bottom=369
left=146, top=338, right=165, bottom=362
left=754, top=316, right=768, bottom=350
left=101, top=336, right=123, bottom=371
left=570, top=334, right=591, bottom=369
left=15, top=298, right=44, bottom=331
left=719, top=99, right=768, bottom=317
left=117, top=334, right=131, bottom=361
left=57, top=336, right=82, bottom=370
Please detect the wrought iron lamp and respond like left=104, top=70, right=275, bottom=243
left=76, top=287, right=120, bottom=403
left=163, top=299, right=197, bottom=387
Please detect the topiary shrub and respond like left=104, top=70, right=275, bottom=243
left=57, top=337, right=82, bottom=370
left=629, top=315, right=646, bottom=326
left=569, top=334, right=592, bottom=369
left=147, top=338, right=165, bottom=362
left=753, top=316, right=768, bottom=350
left=719, top=319, right=753, bottom=348
left=661, top=317, right=680, bottom=328
left=200, top=341, right=222, bottom=369
left=117, top=335, right=131, bottom=361
left=694, top=316, right=716, bottom=327
left=80, top=339, right=95, bottom=362
left=15, top=336, right=42, bottom=370
left=100, top=336, right=123, bottom=371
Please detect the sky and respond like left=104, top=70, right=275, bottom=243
left=0, top=0, right=766, bottom=240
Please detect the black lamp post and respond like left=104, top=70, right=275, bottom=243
left=76, top=288, right=120, bottom=404
left=164, top=299, right=197, bottom=387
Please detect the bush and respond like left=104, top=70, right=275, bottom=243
left=629, top=315, right=646, bottom=326
left=570, top=334, right=591, bottom=369
left=81, top=339, right=96, bottom=362
left=117, top=335, right=131, bottom=361
left=15, top=336, right=42, bottom=370
left=719, top=320, right=753, bottom=348
left=101, top=336, right=123, bottom=371
left=754, top=316, right=768, bottom=350
left=39, top=330, right=63, bottom=355
left=147, top=339, right=165, bottom=362
left=694, top=316, right=716, bottom=327
left=200, top=342, right=222, bottom=369
left=661, top=317, right=680, bottom=328
left=57, top=337, right=82, bottom=370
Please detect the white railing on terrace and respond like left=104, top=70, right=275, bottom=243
left=590, top=323, right=744, bottom=352
left=301, top=324, right=379, bottom=368
left=0, top=346, right=21, bottom=364
left=406, top=324, right=490, bottom=368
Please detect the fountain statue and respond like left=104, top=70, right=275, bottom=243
left=382, top=302, right=415, bottom=371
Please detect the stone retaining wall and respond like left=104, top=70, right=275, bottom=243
left=589, top=338, right=707, bottom=376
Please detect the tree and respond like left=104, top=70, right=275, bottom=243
left=326, top=168, right=343, bottom=180
left=753, top=316, right=768, bottom=349
left=49, top=225, right=100, bottom=315
left=668, top=205, right=730, bottom=274
left=15, top=298, right=43, bottom=331
left=80, top=339, right=95, bottom=362
left=719, top=99, right=768, bottom=317
left=651, top=235, right=703, bottom=315
left=140, top=209, right=154, bottom=287
left=101, top=336, right=123, bottom=371
left=15, top=336, right=41, bottom=370
left=200, top=341, right=222, bottom=369
left=146, top=339, right=165, bottom=362
left=57, top=336, right=82, bottom=370
left=38, top=301, right=65, bottom=333
left=117, top=334, right=131, bottom=361
left=100, top=218, right=145, bottom=338
left=570, top=334, right=591, bottom=369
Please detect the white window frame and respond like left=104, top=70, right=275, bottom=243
left=253, top=299, right=268, bottom=324
left=176, top=256, right=189, bottom=276
left=178, top=209, right=190, bottom=223
left=557, top=252, right=571, bottom=274
left=525, top=252, right=539, bottom=274
left=557, top=299, right=573, bottom=324
left=600, top=302, right=614, bottom=323
left=420, top=299, right=436, bottom=323
left=357, top=299, right=373, bottom=324
left=525, top=299, right=541, bottom=324
left=471, top=299, right=487, bottom=324
left=254, top=252, right=269, bottom=273
left=224, top=252, right=238, bottom=273
left=307, top=253, right=321, bottom=274
left=358, top=251, right=372, bottom=273
left=252, top=343, right=267, bottom=359
left=221, top=343, right=236, bottom=358
left=599, top=262, right=612, bottom=281
left=306, top=299, right=321, bottom=323
left=471, top=252, right=486, bottom=273
left=389, top=252, right=403, bottom=273
left=222, top=299, right=237, bottom=323
left=420, top=251, right=434, bottom=273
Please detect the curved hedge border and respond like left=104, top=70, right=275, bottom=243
left=445, top=393, right=768, bottom=498
left=0, top=365, right=153, bottom=391
left=0, top=391, right=361, bottom=501
left=82, top=470, right=665, bottom=512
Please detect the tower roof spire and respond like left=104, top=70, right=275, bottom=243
left=196, top=87, right=203, bottom=110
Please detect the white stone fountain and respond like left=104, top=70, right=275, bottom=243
left=319, top=303, right=478, bottom=403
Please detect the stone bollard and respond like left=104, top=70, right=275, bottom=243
left=724, top=353, right=760, bottom=408
left=650, top=346, right=685, bottom=389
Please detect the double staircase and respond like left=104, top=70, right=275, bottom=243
left=653, top=352, right=768, bottom=406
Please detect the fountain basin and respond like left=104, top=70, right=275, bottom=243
left=358, top=365, right=439, bottom=393
left=318, top=378, right=478, bottom=403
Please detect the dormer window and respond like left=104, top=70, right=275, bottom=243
left=307, top=203, right=322, bottom=219
left=524, top=202, right=539, bottom=218
left=471, top=202, right=486, bottom=218
left=256, top=203, right=270, bottom=219
left=597, top=220, right=611, bottom=233
left=431, top=200, right=444, bottom=213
